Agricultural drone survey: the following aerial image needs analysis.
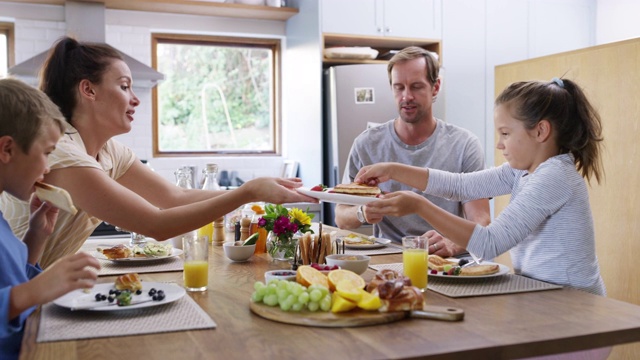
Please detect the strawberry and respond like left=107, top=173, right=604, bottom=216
left=310, top=184, right=327, bottom=192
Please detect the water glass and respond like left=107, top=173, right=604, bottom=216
left=402, top=236, right=429, bottom=292
left=183, top=234, right=209, bottom=291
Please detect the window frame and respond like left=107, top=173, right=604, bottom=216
left=0, top=22, right=15, bottom=76
left=151, top=33, right=282, bottom=157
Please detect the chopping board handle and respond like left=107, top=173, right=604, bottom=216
left=411, top=305, right=464, bottom=321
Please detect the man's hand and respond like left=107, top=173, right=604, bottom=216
left=424, top=230, right=466, bottom=257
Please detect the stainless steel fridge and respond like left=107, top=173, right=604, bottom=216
left=322, top=63, right=445, bottom=227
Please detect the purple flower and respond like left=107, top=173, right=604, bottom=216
left=258, top=217, right=267, bottom=227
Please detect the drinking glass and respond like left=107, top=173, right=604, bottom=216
left=402, top=236, right=429, bottom=292
left=183, top=234, right=209, bottom=291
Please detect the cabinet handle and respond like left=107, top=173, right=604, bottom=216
left=377, top=27, right=383, bottom=33
left=385, top=27, right=391, bottom=34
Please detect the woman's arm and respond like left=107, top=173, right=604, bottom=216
left=44, top=166, right=314, bottom=240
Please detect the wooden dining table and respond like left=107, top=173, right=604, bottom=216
left=19, top=227, right=640, bottom=359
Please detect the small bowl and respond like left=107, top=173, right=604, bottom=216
left=325, top=254, right=371, bottom=275
left=264, top=270, right=297, bottom=283
left=223, top=242, right=256, bottom=262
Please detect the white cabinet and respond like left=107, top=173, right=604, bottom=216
left=322, top=0, right=441, bottom=39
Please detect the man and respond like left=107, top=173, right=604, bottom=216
left=334, top=47, right=490, bottom=257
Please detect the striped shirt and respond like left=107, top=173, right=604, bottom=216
left=427, top=154, right=606, bottom=295
left=0, top=122, right=136, bottom=268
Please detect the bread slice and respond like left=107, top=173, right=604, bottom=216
left=34, top=182, right=78, bottom=215
left=459, top=264, right=500, bottom=276
left=428, top=255, right=458, bottom=271
left=332, top=183, right=381, bottom=197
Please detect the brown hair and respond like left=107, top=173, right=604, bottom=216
left=387, top=46, right=439, bottom=86
left=495, top=78, right=604, bottom=183
left=0, top=77, right=64, bottom=153
left=39, top=36, right=123, bottom=124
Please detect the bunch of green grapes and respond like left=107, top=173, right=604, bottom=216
left=251, top=280, right=331, bottom=312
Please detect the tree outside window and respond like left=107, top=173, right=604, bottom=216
left=152, top=34, right=280, bottom=156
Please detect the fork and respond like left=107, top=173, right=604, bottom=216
left=462, top=253, right=483, bottom=268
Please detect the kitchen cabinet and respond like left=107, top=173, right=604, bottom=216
left=1, top=0, right=298, bottom=21
left=321, top=0, right=441, bottom=39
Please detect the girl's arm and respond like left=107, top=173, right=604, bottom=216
left=355, top=162, right=430, bottom=190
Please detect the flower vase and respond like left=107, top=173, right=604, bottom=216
left=267, top=231, right=300, bottom=261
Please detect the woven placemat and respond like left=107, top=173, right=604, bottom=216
left=370, top=263, right=562, bottom=298
left=344, top=245, right=403, bottom=256
left=94, top=254, right=184, bottom=276
left=37, top=293, right=216, bottom=342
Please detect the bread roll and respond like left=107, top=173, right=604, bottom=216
left=115, top=273, right=142, bottom=291
left=34, top=182, right=78, bottom=215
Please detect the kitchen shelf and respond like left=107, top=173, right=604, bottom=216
left=323, top=33, right=441, bottom=66
left=6, top=0, right=299, bottom=21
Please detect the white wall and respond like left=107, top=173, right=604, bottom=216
left=595, top=0, right=640, bottom=44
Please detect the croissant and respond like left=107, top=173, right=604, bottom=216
left=115, top=273, right=143, bottom=291
left=101, top=244, right=131, bottom=259
left=366, top=269, right=411, bottom=292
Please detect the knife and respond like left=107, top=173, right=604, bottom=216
left=70, top=298, right=154, bottom=311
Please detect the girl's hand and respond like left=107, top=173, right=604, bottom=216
left=354, top=163, right=396, bottom=186
left=365, top=191, right=425, bottom=218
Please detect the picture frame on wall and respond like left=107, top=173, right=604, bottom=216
left=281, top=160, right=299, bottom=178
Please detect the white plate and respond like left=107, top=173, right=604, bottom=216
left=342, top=237, right=392, bottom=250
left=296, top=187, right=378, bottom=206
left=53, top=282, right=186, bottom=311
left=428, top=262, right=510, bottom=279
left=94, top=248, right=183, bottom=263
left=324, top=47, right=379, bottom=60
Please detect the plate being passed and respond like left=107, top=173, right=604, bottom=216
left=94, top=248, right=183, bottom=263
left=53, top=282, right=185, bottom=311
left=296, top=187, right=378, bottom=206
left=342, top=237, right=392, bottom=250
left=429, top=262, right=510, bottom=279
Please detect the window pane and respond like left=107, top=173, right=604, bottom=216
left=156, top=42, right=275, bottom=154
left=0, top=34, right=7, bottom=78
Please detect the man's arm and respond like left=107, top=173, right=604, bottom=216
left=334, top=204, right=361, bottom=230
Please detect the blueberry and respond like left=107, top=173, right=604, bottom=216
left=108, top=296, right=115, bottom=303
left=149, top=288, right=157, bottom=296
left=156, top=293, right=166, bottom=301
left=95, top=293, right=103, bottom=301
left=100, top=294, right=107, bottom=301
left=109, top=289, right=115, bottom=295
left=458, top=259, right=469, bottom=267
left=135, top=289, right=142, bottom=295
left=152, top=295, right=159, bottom=301
left=114, top=290, right=121, bottom=296
left=157, top=290, right=165, bottom=296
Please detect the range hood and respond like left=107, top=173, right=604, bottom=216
left=9, top=1, right=164, bottom=89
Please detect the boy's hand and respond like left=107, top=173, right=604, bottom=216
left=29, top=194, right=59, bottom=237
left=35, top=252, right=101, bottom=302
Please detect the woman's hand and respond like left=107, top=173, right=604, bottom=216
left=244, top=177, right=318, bottom=204
left=354, top=163, right=396, bottom=186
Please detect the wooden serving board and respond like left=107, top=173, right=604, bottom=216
left=249, top=302, right=463, bottom=328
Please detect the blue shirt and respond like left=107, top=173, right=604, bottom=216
left=0, top=213, right=42, bottom=360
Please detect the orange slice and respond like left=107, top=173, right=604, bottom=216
left=296, top=265, right=329, bottom=288
left=327, top=269, right=365, bottom=292
left=251, top=204, right=265, bottom=214
left=335, top=279, right=363, bottom=302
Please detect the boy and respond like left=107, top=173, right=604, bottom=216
left=0, top=78, right=101, bottom=359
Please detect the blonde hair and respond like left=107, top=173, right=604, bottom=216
left=0, top=77, right=65, bottom=153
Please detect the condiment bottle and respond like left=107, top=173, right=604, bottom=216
left=197, top=164, right=221, bottom=243
left=251, top=205, right=268, bottom=254
left=212, top=217, right=225, bottom=246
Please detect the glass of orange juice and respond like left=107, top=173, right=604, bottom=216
left=183, top=234, right=209, bottom=291
left=402, top=236, right=429, bottom=292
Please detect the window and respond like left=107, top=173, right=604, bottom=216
left=152, top=34, right=280, bottom=156
left=0, top=23, right=14, bottom=78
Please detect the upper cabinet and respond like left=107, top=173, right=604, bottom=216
left=322, top=0, right=441, bottom=39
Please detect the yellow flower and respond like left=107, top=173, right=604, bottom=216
left=289, top=208, right=311, bottom=226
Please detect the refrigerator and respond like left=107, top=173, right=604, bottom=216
left=322, top=63, right=445, bottom=227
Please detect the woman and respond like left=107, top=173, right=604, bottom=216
left=0, top=36, right=314, bottom=268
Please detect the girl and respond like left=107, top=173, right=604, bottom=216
left=358, top=78, right=606, bottom=296
left=0, top=37, right=314, bottom=268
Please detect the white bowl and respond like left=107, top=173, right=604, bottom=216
left=325, top=254, right=371, bottom=275
left=264, top=270, right=297, bottom=283
left=223, top=242, right=256, bottom=262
